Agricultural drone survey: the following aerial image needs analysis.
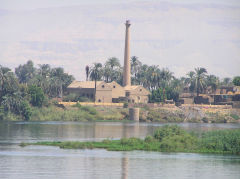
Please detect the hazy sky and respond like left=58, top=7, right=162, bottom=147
left=0, top=0, right=240, bottom=80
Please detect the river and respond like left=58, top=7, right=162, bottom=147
left=0, top=121, right=240, bottom=179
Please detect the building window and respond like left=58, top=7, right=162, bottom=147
left=102, top=85, right=105, bottom=88
left=138, top=96, right=140, bottom=100
left=113, top=85, right=116, bottom=88
left=126, top=92, right=130, bottom=97
left=140, top=89, right=142, bottom=92
left=98, top=99, right=101, bottom=102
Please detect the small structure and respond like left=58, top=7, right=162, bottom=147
left=67, top=81, right=112, bottom=103
left=129, top=108, right=139, bottom=121
left=67, top=80, right=149, bottom=103
left=124, top=85, right=149, bottom=103
left=107, top=81, right=125, bottom=102
left=179, top=93, right=194, bottom=104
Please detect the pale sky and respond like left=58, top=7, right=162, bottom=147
left=0, top=0, right=240, bottom=80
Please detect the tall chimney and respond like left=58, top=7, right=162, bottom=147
left=123, top=20, right=131, bottom=87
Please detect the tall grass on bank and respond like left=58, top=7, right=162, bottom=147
left=21, top=125, right=240, bottom=155
left=30, top=105, right=103, bottom=121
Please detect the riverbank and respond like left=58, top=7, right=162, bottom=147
left=21, top=125, right=240, bottom=155
left=2, top=102, right=240, bottom=123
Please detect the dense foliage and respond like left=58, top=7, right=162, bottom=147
left=87, top=57, right=236, bottom=103
left=23, top=125, right=240, bottom=155
left=0, top=61, right=74, bottom=120
left=0, top=56, right=239, bottom=120
left=28, top=85, right=45, bottom=107
left=233, top=76, right=240, bottom=86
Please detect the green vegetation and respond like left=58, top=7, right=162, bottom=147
left=230, top=113, right=240, bottom=120
left=86, top=57, right=236, bottom=103
left=0, top=61, right=74, bottom=120
left=30, top=105, right=102, bottom=121
left=146, top=108, right=184, bottom=122
left=21, top=125, right=240, bottom=155
left=28, top=85, right=45, bottom=107
left=233, top=76, right=240, bottom=86
left=0, top=57, right=239, bottom=121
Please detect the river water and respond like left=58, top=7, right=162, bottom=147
left=0, top=121, right=240, bottom=179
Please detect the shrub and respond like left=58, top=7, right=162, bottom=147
left=233, top=76, right=240, bottom=86
left=20, top=100, right=32, bottom=120
left=154, top=125, right=186, bottom=141
left=199, top=129, right=240, bottom=154
left=80, top=106, right=97, bottom=115
left=160, top=135, right=197, bottom=152
left=63, top=93, right=77, bottom=102
left=230, top=114, right=239, bottom=120
left=120, top=137, right=143, bottom=146
left=72, top=102, right=81, bottom=108
left=28, top=85, right=45, bottom=107
left=144, top=135, right=156, bottom=143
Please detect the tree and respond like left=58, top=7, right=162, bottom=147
left=85, top=65, right=90, bottom=81
left=15, top=60, right=36, bottom=84
left=106, top=57, right=120, bottom=69
left=159, top=68, right=174, bottom=89
left=138, top=64, right=149, bottom=88
left=233, top=76, right=240, bottom=86
left=103, top=57, right=121, bottom=83
left=103, top=64, right=111, bottom=83
left=0, top=67, right=19, bottom=103
left=185, top=68, right=208, bottom=96
left=194, top=67, right=207, bottom=96
left=149, top=88, right=166, bottom=103
left=131, top=56, right=142, bottom=84
left=146, top=65, right=159, bottom=90
left=221, top=77, right=232, bottom=86
left=38, top=64, right=51, bottom=78
left=206, top=75, right=219, bottom=93
left=20, top=100, right=32, bottom=120
left=90, top=63, right=103, bottom=101
left=28, top=85, right=45, bottom=107
left=49, top=67, right=74, bottom=98
left=185, top=71, right=195, bottom=92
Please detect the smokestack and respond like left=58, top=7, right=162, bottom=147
left=123, top=20, right=131, bottom=87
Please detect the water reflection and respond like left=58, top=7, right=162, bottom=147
left=121, top=153, right=129, bottom=179
left=1, top=121, right=240, bottom=144
left=0, top=122, right=240, bottom=179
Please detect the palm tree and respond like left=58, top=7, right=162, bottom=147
left=15, top=60, right=35, bottom=84
left=103, top=65, right=111, bottom=83
left=185, top=71, right=195, bottom=92
left=206, top=75, right=219, bottom=93
left=104, top=57, right=121, bottom=83
left=138, top=64, right=149, bottom=87
left=131, top=56, right=142, bottom=84
left=159, top=68, right=174, bottom=89
left=38, top=64, right=50, bottom=78
left=85, top=65, right=90, bottom=81
left=194, top=67, right=207, bottom=96
left=222, top=77, right=232, bottom=86
left=90, top=63, right=103, bottom=101
left=0, top=68, right=19, bottom=102
left=106, top=57, right=120, bottom=69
